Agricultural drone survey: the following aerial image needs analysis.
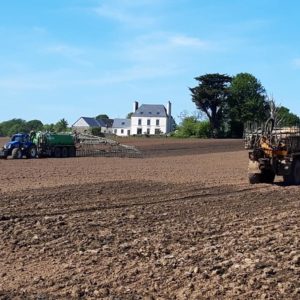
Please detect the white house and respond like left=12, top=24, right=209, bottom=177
left=112, top=119, right=131, bottom=136
left=131, top=101, right=174, bottom=135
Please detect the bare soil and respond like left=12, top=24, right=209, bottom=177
left=0, top=138, right=299, bottom=299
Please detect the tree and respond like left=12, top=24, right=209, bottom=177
left=174, top=115, right=211, bottom=138
left=227, top=73, right=267, bottom=137
left=43, top=123, right=55, bottom=132
left=0, top=119, right=27, bottom=136
left=277, top=106, right=300, bottom=126
left=26, top=119, right=44, bottom=132
left=54, top=118, right=68, bottom=132
left=126, top=112, right=133, bottom=119
left=95, top=114, right=109, bottom=120
left=190, top=73, right=232, bottom=137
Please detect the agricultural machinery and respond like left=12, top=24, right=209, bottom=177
left=245, top=117, right=300, bottom=185
left=0, top=132, right=76, bottom=159
left=0, top=131, right=141, bottom=159
left=0, top=133, right=37, bottom=159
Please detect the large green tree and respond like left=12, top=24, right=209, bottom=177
left=95, top=114, right=109, bottom=120
left=227, top=73, right=267, bottom=137
left=26, top=119, right=44, bottom=132
left=189, top=73, right=232, bottom=137
left=54, top=118, right=69, bottom=132
left=277, top=106, right=300, bottom=126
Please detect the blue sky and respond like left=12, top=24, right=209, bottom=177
left=0, top=0, right=300, bottom=125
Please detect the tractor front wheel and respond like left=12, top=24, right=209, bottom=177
left=12, top=148, right=22, bottom=159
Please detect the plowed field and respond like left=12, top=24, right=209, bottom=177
left=0, top=138, right=299, bottom=299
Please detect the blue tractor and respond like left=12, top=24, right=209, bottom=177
left=0, top=133, right=37, bottom=159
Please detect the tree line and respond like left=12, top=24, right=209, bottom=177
left=0, top=118, right=69, bottom=137
left=174, top=72, right=299, bottom=138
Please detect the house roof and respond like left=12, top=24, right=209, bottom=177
left=112, top=118, right=131, bottom=128
left=132, top=104, right=167, bottom=117
left=80, top=117, right=101, bottom=127
left=73, top=117, right=114, bottom=128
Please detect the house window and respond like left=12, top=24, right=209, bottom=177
left=147, top=128, right=150, bottom=134
left=147, top=119, right=151, bottom=126
left=155, top=129, right=161, bottom=135
left=137, top=128, right=142, bottom=135
left=156, top=119, right=160, bottom=126
left=138, top=119, right=142, bottom=125
left=121, top=129, right=124, bottom=134
left=114, top=129, right=117, bottom=134
left=127, top=130, right=130, bottom=135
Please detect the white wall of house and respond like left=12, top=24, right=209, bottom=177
left=113, top=127, right=131, bottom=136
left=101, top=127, right=113, bottom=134
left=131, top=116, right=167, bottom=135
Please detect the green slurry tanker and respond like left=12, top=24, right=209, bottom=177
left=0, top=131, right=76, bottom=159
left=32, top=131, right=76, bottom=158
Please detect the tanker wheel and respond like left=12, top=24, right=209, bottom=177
left=26, top=146, right=37, bottom=159
left=54, top=147, right=61, bottom=158
left=292, top=160, right=300, bottom=185
left=249, top=173, right=262, bottom=184
left=261, top=170, right=275, bottom=184
left=12, top=148, right=22, bottom=159
left=62, top=147, right=68, bottom=158
left=68, top=147, right=76, bottom=157
left=284, top=160, right=300, bottom=185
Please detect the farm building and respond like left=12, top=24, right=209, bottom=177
left=72, top=117, right=113, bottom=134
left=72, top=101, right=175, bottom=136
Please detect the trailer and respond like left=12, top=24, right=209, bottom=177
left=245, top=118, right=300, bottom=185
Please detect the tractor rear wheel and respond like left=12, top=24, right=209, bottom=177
left=12, top=148, right=22, bottom=159
left=26, top=146, right=37, bottom=159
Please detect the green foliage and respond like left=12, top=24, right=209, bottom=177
left=95, top=114, right=109, bottom=120
left=43, top=123, right=55, bottom=132
left=26, top=119, right=44, bottom=132
left=0, top=119, right=28, bottom=136
left=54, top=118, right=69, bottom=132
left=126, top=112, right=133, bottom=119
left=277, top=106, right=300, bottom=126
left=91, top=127, right=104, bottom=136
left=174, top=116, right=211, bottom=138
left=227, top=73, right=267, bottom=137
left=189, top=73, right=232, bottom=137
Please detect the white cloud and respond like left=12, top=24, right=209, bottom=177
left=43, top=44, right=92, bottom=67
left=169, top=35, right=210, bottom=49
left=92, top=2, right=155, bottom=27
left=123, top=32, right=212, bottom=65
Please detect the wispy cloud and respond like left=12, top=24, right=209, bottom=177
left=124, top=32, right=212, bottom=64
left=43, top=43, right=92, bottom=67
left=169, top=35, right=210, bottom=49
left=92, top=1, right=156, bottom=27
